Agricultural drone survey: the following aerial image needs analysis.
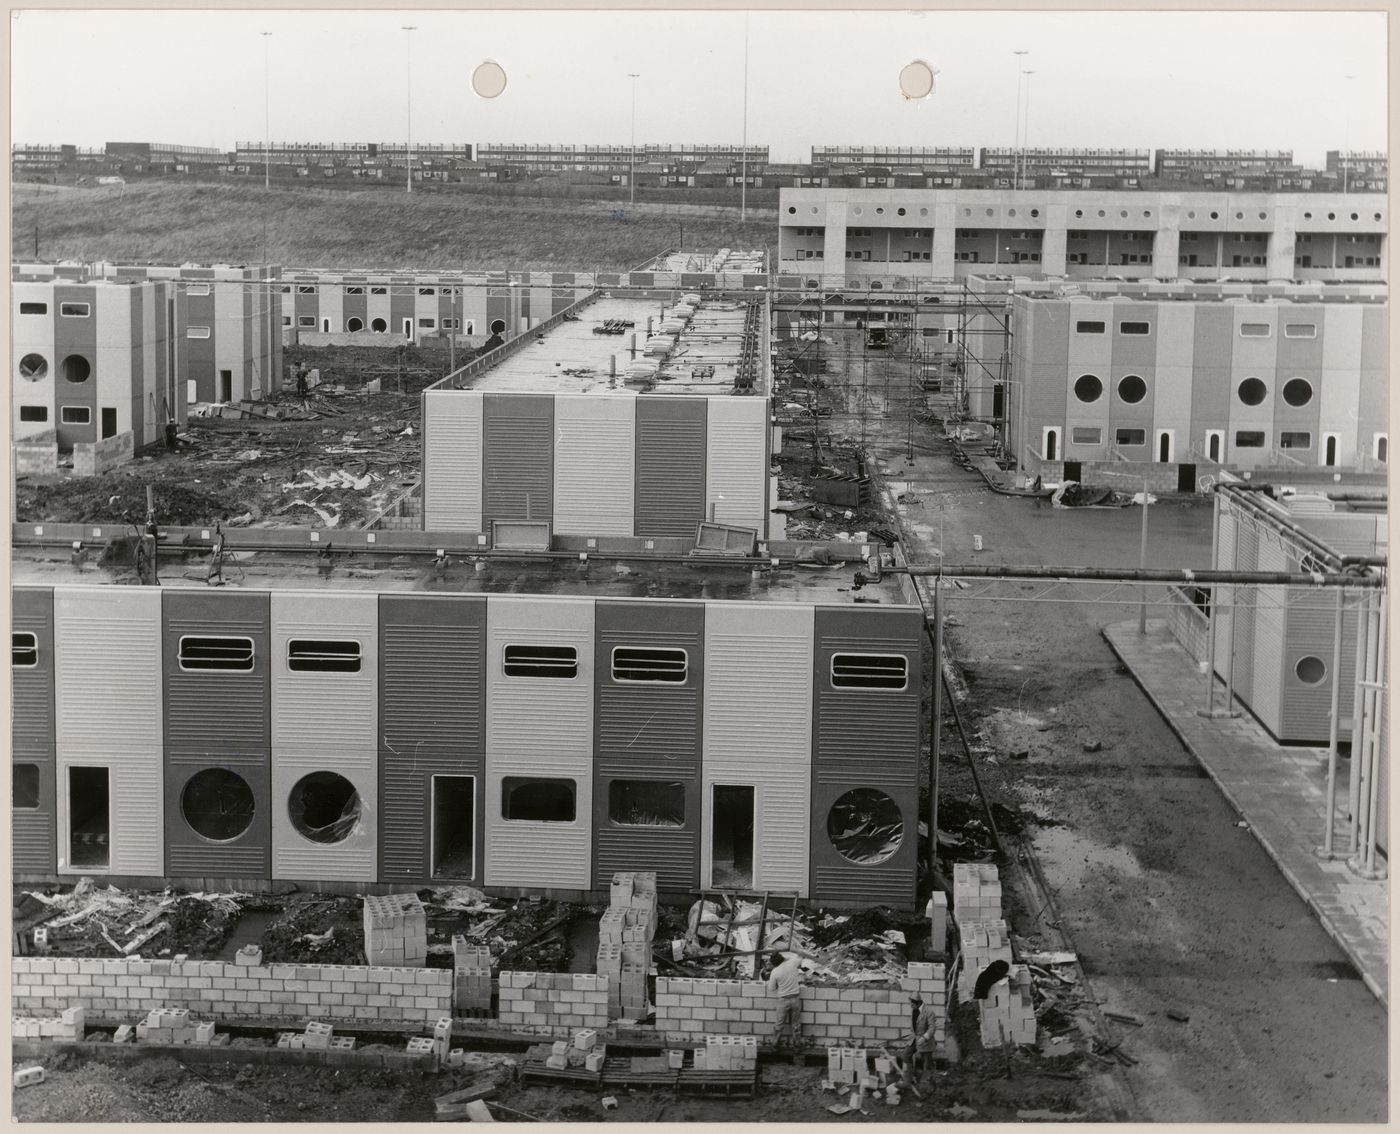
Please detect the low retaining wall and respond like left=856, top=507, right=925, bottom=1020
left=73, top=431, right=134, bottom=477
left=15, top=437, right=59, bottom=476
left=11, top=957, right=452, bottom=1026
left=496, top=971, right=610, bottom=1032
left=1165, top=586, right=1211, bottom=666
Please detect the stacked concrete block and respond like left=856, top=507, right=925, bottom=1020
left=953, top=862, right=1002, bottom=923
left=406, top=1036, right=437, bottom=1058
left=826, top=1045, right=869, bottom=1086
left=363, top=893, right=428, bottom=967
left=704, top=1034, right=758, bottom=1071
left=10, top=957, right=454, bottom=1028
left=11, top=1006, right=85, bottom=1042
left=452, top=937, right=493, bottom=1014
left=618, top=965, right=649, bottom=1022
left=303, top=1020, right=334, bottom=1050
left=496, top=971, right=611, bottom=1033
left=978, top=966, right=1036, bottom=1049
left=235, top=945, right=263, bottom=967
left=134, top=1007, right=217, bottom=1046
left=433, top=1017, right=453, bottom=1060
left=597, top=873, right=657, bottom=1021
left=13, top=1066, right=46, bottom=1088
left=955, top=920, right=1013, bottom=1000
left=926, top=892, right=949, bottom=956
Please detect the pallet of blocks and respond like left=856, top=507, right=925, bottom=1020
left=601, top=1053, right=678, bottom=1091
left=953, top=862, right=1002, bottom=924
left=363, top=892, right=427, bottom=966
left=598, top=871, right=657, bottom=1021
left=452, top=935, right=493, bottom=1015
left=677, top=1035, right=760, bottom=1097
left=520, top=1034, right=606, bottom=1087
left=978, top=966, right=1037, bottom=1049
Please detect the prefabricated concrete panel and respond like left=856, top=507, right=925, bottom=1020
left=94, top=286, right=133, bottom=437
left=54, top=586, right=164, bottom=876
left=482, top=393, right=554, bottom=528
left=810, top=606, right=921, bottom=908
left=162, top=590, right=271, bottom=880
left=592, top=601, right=703, bottom=893
left=635, top=396, right=707, bottom=539
left=53, top=285, right=97, bottom=448
left=214, top=281, right=248, bottom=399
left=378, top=595, right=487, bottom=886
left=422, top=390, right=484, bottom=531
left=1190, top=305, right=1234, bottom=457
left=1270, top=305, right=1325, bottom=452
left=12, top=587, right=56, bottom=874
left=183, top=289, right=218, bottom=402
left=1229, top=305, right=1279, bottom=454
left=704, top=396, right=769, bottom=535
left=13, top=281, right=58, bottom=440
left=1281, top=588, right=1354, bottom=745
left=552, top=394, right=636, bottom=537
left=1249, top=536, right=1289, bottom=737
left=1231, top=522, right=1259, bottom=707
left=1109, top=305, right=1157, bottom=449
left=1150, top=301, right=1195, bottom=447
left=484, top=596, right=595, bottom=890
left=270, top=592, right=378, bottom=882
left=700, top=602, right=814, bottom=896
left=1358, top=304, right=1389, bottom=460
left=341, top=287, right=368, bottom=331
left=1318, top=305, right=1364, bottom=466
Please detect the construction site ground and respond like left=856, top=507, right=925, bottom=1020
left=14, top=342, right=455, bottom=531
left=794, top=327, right=1386, bottom=1123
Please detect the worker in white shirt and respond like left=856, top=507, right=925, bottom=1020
left=766, top=951, right=804, bottom=1055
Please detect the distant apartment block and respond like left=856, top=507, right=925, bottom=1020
left=979, top=147, right=1153, bottom=179
left=476, top=144, right=768, bottom=173
left=810, top=146, right=975, bottom=170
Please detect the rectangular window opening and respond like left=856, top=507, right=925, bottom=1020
left=711, top=785, right=755, bottom=890
left=297, top=316, right=316, bottom=327
left=1240, top=323, right=1271, bottom=337
left=612, top=647, right=687, bottom=683
left=186, top=283, right=211, bottom=297
left=371, top=286, right=388, bottom=295
left=432, top=775, right=475, bottom=879
left=503, top=644, right=578, bottom=679
left=609, top=779, right=685, bottom=828
left=287, top=639, right=361, bottom=673
left=1284, top=323, right=1317, bottom=338
left=1279, top=431, right=1313, bottom=450
left=1119, top=321, right=1151, bottom=335
left=297, top=285, right=316, bottom=295
left=1071, top=427, right=1102, bottom=445
left=831, top=653, right=908, bottom=690
left=19, top=406, right=48, bottom=423
left=179, top=635, right=254, bottom=672
left=14, top=764, right=40, bottom=810
left=69, top=766, right=110, bottom=869
left=59, top=302, right=91, bottom=317
left=19, top=301, right=48, bottom=315
left=1116, top=428, right=1147, bottom=446
left=60, top=406, right=91, bottom=425
left=501, top=776, right=576, bottom=822
left=1235, top=431, right=1266, bottom=448
left=13, top=632, right=38, bottom=667
left=186, top=326, right=211, bottom=339
left=1075, top=320, right=1106, bottom=334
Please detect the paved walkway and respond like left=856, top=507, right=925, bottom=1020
left=1104, top=620, right=1389, bottom=1005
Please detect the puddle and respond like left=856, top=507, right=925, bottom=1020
left=1031, top=825, right=1146, bottom=887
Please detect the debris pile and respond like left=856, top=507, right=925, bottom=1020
left=19, top=880, right=244, bottom=959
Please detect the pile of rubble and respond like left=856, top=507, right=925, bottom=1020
left=17, top=880, right=244, bottom=959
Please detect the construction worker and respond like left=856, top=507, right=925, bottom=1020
left=901, top=993, right=938, bottom=1098
left=766, top=951, right=804, bottom=1056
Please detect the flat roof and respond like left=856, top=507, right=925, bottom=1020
left=10, top=550, right=910, bottom=606
left=470, top=296, right=764, bottom=396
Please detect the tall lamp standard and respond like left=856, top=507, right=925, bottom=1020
left=1342, top=73, right=1356, bottom=195
left=628, top=72, right=641, bottom=208
left=261, top=32, right=272, bottom=189
left=1021, top=69, right=1035, bottom=190
left=403, top=26, right=416, bottom=194
left=1012, top=49, right=1028, bottom=190
left=740, top=13, right=750, bottom=222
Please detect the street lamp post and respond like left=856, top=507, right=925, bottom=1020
left=628, top=73, right=640, bottom=208
left=261, top=32, right=272, bottom=190
left=1012, top=50, right=1028, bottom=190
left=403, top=26, right=417, bottom=194
left=1021, top=70, right=1035, bottom=191
left=1342, top=74, right=1356, bottom=195
left=741, top=13, right=750, bottom=223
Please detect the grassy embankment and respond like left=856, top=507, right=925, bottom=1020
left=13, top=180, right=778, bottom=271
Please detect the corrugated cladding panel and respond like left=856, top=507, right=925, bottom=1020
left=1281, top=589, right=1346, bottom=745
left=482, top=393, right=554, bottom=527
left=422, top=390, right=483, bottom=531
left=270, top=592, right=378, bottom=882
left=552, top=394, right=635, bottom=536
left=704, top=398, right=768, bottom=535
left=592, top=601, right=703, bottom=892
left=1250, top=538, right=1288, bottom=736
left=162, top=590, right=271, bottom=879
left=1212, top=506, right=1236, bottom=681
left=701, top=602, right=813, bottom=895
left=1232, top=523, right=1259, bottom=707
left=484, top=596, right=594, bottom=889
left=54, top=586, right=164, bottom=876
left=12, top=587, right=56, bottom=873
left=379, top=595, right=486, bottom=885
left=810, top=606, right=921, bottom=909
left=635, top=397, right=706, bottom=538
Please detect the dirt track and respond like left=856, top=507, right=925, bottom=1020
left=813, top=327, right=1387, bottom=1122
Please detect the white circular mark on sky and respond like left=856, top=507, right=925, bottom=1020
left=472, top=61, right=508, bottom=99
left=899, top=60, right=936, bottom=100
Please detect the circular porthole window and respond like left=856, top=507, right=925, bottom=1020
left=897, top=207, right=906, bottom=216
left=827, top=788, right=903, bottom=865
left=1295, top=656, right=1327, bottom=685
left=1120, top=209, right=1128, bottom=218
left=1187, top=211, right=1196, bottom=219
left=919, top=207, right=929, bottom=217
left=787, top=206, right=796, bottom=214
left=1327, top=212, right=1336, bottom=221
left=875, top=207, right=884, bottom=215
left=853, top=207, right=863, bottom=216
left=1237, top=377, right=1268, bottom=406
left=288, top=771, right=361, bottom=844
left=1074, top=209, right=1083, bottom=218
left=182, top=768, right=255, bottom=842
left=1235, top=211, right=1244, bottom=220
left=490, top=318, right=506, bottom=335
left=1210, top=211, right=1219, bottom=220
left=1350, top=212, right=1359, bottom=221
left=1074, top=374, right=1103, bottom=402
left=1144, top=210, right=1152, bottom=218
left=1117, top=374, right=1147, bottom=404
left=18, top=353, right=48, bottom=381
left=1030, top=208, right=1040, bottom=218
left=1008, top=208, right=1017, bottom=217
left=986, top=208, right=995, bottom=217
left=62, top=355, right=91, bottom=383
left=1097, top=209, right=1106, bottom=218
left=346, top=317, right=363, bottom=332
left=370, top=317, right=387, bottom=332
left=1304, top=212, right=1313, bottom=220
left=1259, top=212, right=1267, bottom=220
left=1282, top=378, right=1313, bottom=407
left=810, top=206, right=819, bottom=214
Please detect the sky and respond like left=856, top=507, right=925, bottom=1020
left=7, top=8, right=1389, bottom=168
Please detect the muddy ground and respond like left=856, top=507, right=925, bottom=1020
left=812, top=326, right=1387, bottom=1122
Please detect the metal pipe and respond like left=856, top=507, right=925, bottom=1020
left=893, top=563, right=1385, bottom=588
left=1322, top=588, right=1345, bottom=856
left=930, top=575, right=943, bottom=884
left=1218, top=485, right=1380, bottom=571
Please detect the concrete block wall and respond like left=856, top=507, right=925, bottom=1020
left=73, top=431, right=135, bottom=476
left=496, top=971, right=610, bottom=1033
left=1025, top=455, right=1192, bottom=494
left=953, top=862, right=1002, bottom=922
left=15, top=439, right=59, bottom=475
left=363, top=893, right=426, bottom=966
left=978, top=965, right=1037, bottom=1048
left=11, top=957, right=452, bottom=1026
left=654, top=964, right=946, bottom=1047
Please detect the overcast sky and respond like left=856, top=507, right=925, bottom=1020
left=8, top=8, right=1389, bottom=167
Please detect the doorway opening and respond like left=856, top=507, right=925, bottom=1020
left=1324, top=434, right=1339, bottom=466
left=1207, top=430, right=1223, bottom=463
left=69, top=766, right=110, bottom=869
left=711, top=785, right=755, bottom=889
left=101, top=407, right=117, bottom=439
left=1177, top=462, right=1197, bottom=493
left=432, top=775, right=475, bottom=879
left=219, top=369, right=233, bottom=403
left=1043, top=428, right=1058, bottom=462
